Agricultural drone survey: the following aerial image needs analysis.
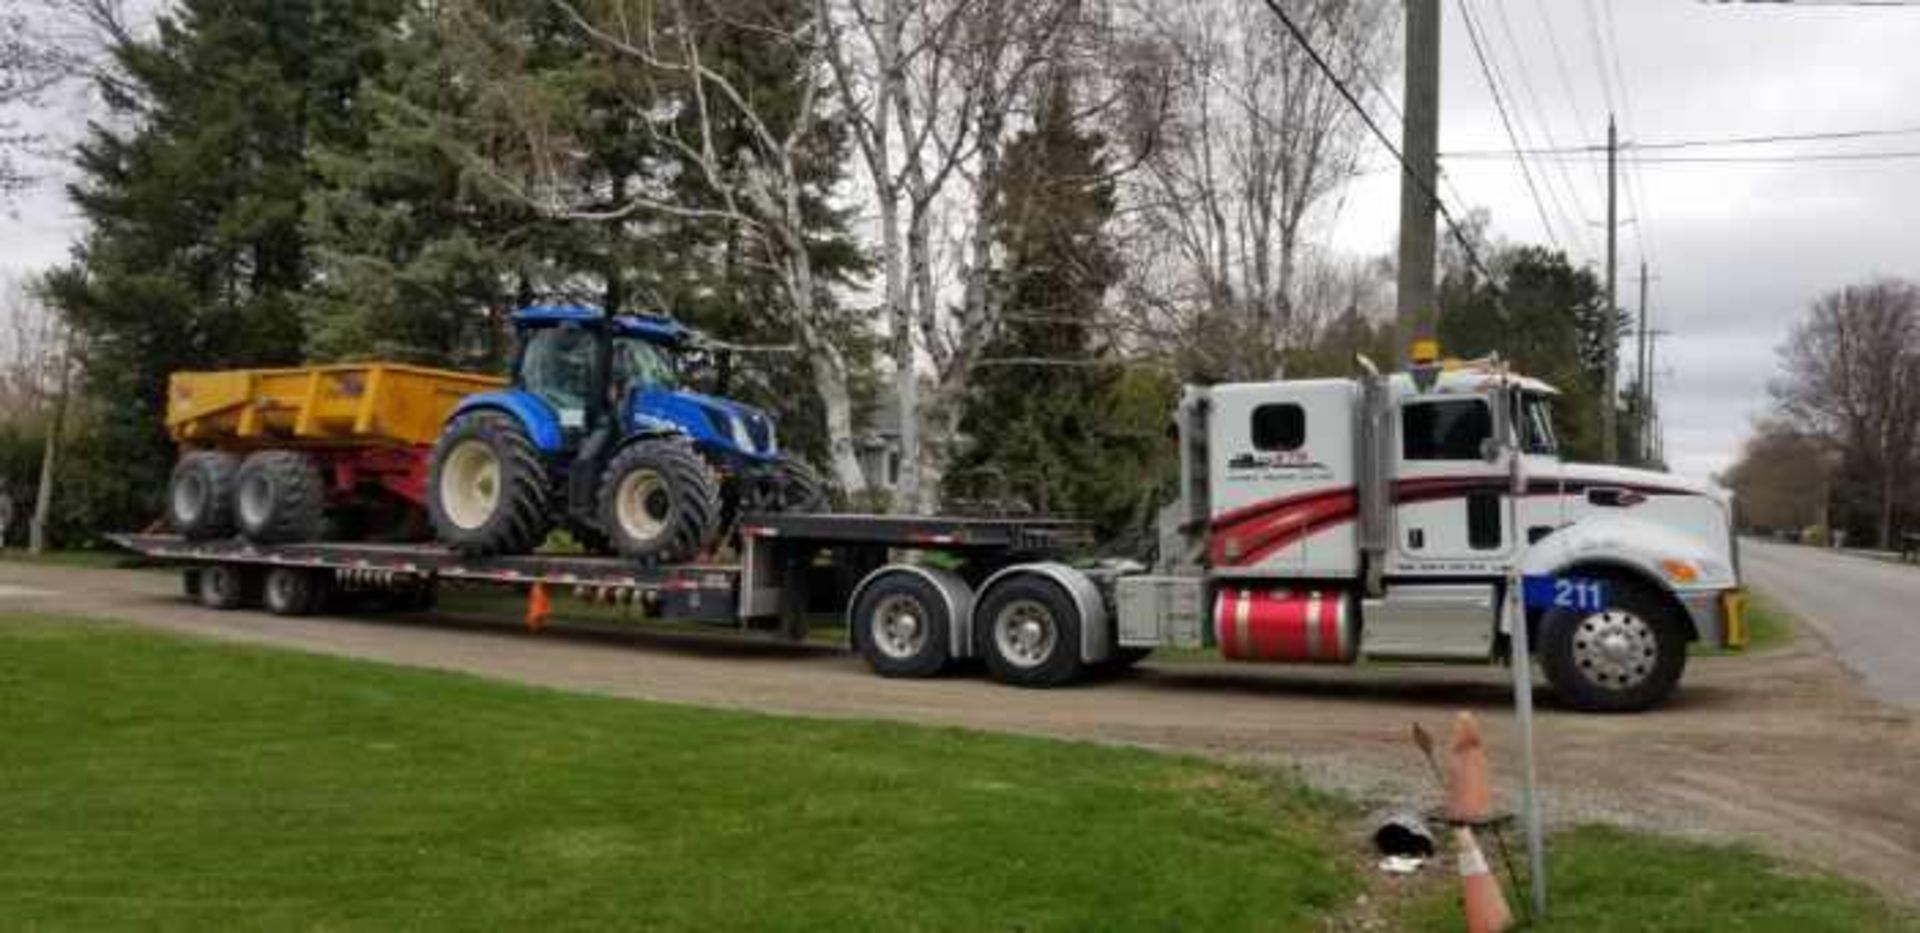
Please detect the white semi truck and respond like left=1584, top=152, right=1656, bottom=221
left=118, top=351, right=1745, bottom=712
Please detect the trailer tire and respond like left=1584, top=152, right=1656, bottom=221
left=851, top=572, right=953, bottom=678
left=1539, top=577, right=1688, bottom=713
left=598, top=439, right=721, bottom=565
left=428, top=411, right=552, bottom=556
left=197, top=564, right=255, bottom=611
left=976, top=575, right=1085, bottom=688
left=235, top=450, right=327, bottom=543
left=181, top=568, right=202, bottom=601
left=262, top=566, right=324, bottom=616
left=169, top=451, right=240, bottom=540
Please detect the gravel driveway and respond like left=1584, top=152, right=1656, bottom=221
left=2, top=559, right=1914, bottom=901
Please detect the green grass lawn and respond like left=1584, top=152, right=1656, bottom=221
left=0, top=612, right=1357, bottom=932
left=1394, top=826, right=1916, bottom=932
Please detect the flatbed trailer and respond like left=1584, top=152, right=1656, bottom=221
left=111, top=513, right=1121, bottom=685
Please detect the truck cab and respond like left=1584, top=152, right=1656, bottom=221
left=1145, top=352, right=1745, bottom=711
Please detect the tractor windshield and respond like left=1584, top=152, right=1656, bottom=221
left=520, top=326, right=595, bottom=425
left=613, top=336, right=680, bottom=393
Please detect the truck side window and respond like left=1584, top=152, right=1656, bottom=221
left=1402, top=398, right=1492, bottom=461
left=1251, top=403, right=1306, bottom=451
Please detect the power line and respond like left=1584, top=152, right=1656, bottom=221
left=1600, top=0, right=1654, bottom=271
left=1488, top=0, right=1599, bottom=261
left=1252, top=0, right=1497, bottom=284
left=1538, top=2, right=1610, bottom=212
left=1447, top=148, right=1920, bottom=163
left=1456, top=0, right=1564, bottom=254
left=1445, top=123, right=1920, bottom=156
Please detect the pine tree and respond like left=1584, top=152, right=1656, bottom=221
left=43, top=0, right=404, bottom=530
left=951, top=78, right=1169, bottom=539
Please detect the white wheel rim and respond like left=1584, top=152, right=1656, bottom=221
left=615, top=469, right=670, bottom=542
left=238, top=472, right=272, bottom=527
left=993, top=599, right=1057, bottom=669
left=1571, top=610, right=1658, bottom=691
left=870, top=594, right=930, bottom=660
left=173, top=473, right=206, bottom=523
left=267, top=571, right=295, bottom=608
left=441, top=441, right=502, bottom=530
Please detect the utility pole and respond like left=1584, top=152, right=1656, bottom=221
left=1601, top=114, right=1619, bottom=464
left=1396, top=0, right=1440, bottom=361
left=1635, top=262, right=1649, bottom=465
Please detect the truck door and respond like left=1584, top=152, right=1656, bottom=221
left=1391, top=394, right=1512, bottom=569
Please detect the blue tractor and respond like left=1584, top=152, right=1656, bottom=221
left=426, top=305, right=826, bottom=562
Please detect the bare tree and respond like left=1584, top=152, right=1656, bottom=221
left=0, top=0, right=141, bottom=197
left=1104, top=0, right=1394, bottom=378
left=1772, top=279, right=1920, bottom=549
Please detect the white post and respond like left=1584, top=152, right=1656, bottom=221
left=1502, top=367, right=1547, bottom=916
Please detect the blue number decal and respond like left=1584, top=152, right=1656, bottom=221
left=1523, top=575, right=1608, bottom=613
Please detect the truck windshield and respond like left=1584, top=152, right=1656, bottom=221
left=1522, top=393, right=1558, bottom=456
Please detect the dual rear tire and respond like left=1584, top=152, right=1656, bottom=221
left=851, top=570, right=1099, bottom=688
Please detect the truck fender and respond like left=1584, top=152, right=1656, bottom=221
left=447, top=390, right=565, bottom=453
left=974, top=563, right=1113, bottom=664
left=1519, top=512, right=1735, bottom=638
left=845, top=565, right=975, bottom=658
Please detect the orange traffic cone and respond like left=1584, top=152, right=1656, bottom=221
left=525, top=581, right=551, bottom=632
left=1447, top=711, right=1493, bottom=822
left=1455, top=827, right=1514, bottom=933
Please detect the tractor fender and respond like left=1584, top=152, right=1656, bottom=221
left=447, top=390, right=565, bottom=453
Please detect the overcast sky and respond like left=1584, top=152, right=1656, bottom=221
left=6, top=1, right=1920, bottom=483
left=1327, top=0, right=1920, bottom=482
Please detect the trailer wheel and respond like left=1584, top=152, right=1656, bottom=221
left=851, top=571, right=953, bottom=678
left=598, top=439, right=721, bottom=565
left=428, top=411, right=552, bottom=556
left=169, top=451, right=240, bottom=540
left=235, top=450, right=327, bottom=543
left=262, top=566, right=324, bottom=616
left=1539, top=577, right=1689, bottom=713
left=197, top=564, right=255, bottom=611
left=181, top=568, right=202, bottom=601
left=977, top=576, right=1085, bottom=688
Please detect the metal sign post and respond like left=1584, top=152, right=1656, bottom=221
left=1500, top=362, right=1549, bottom=917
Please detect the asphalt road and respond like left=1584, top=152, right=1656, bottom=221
left=1742, top=537, right=1920, bottom=711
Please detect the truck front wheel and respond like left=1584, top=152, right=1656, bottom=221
left=977, top=576, right=1085, bottom=688
left=1539, top=578, right=1688, bottom=713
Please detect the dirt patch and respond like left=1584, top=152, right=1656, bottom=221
left=3, top=560, right=1915, bottom=902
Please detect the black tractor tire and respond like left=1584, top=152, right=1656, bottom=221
left=771, top=458, right=830, bottom=513
left=1539, top=576, right=1690, bottom=713
left=169, top=451, right=240, bottom=540
left=597, top=439, right=721, bottom=565
left=427, top=411, right=552, bottom=556
left=261, top=566, right=325, bottom=616
left=850, top=571, right=954, bottom=678
left=196, top=563, right=256, bottom=611
left=234, top=450, right=327, bottom=544
left=976, top=575, right=1086, bottom=688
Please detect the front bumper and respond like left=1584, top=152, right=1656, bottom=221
left=1678, top=587, right=1747, bottom=650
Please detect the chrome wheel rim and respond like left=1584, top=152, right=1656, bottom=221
left=1571, top=609, right=1659, bottom=691
left=870, top=594, right=930, bottom=660
left=266, top=571, right=295, bottom=608
left=993, top=599, right=1057, bottom=669
left=440, top=441, right=501, bottom=530
left=615, top=469, right=670, bottom=543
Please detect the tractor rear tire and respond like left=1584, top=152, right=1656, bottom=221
left=234, top=450, right=326, bottom=543
left=428, top=412, right=552, bottom=556
left=169, top=451, right=240, bottom=540
left=598, top=439, right=721, bottom=565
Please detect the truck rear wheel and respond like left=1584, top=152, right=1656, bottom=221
left=977, top=576, right=1085, bottom=688
left=428, top=412, right=552, bottom=556
left=597, top=439, right=720, bottom=565
left=196, top=564, right=256, bottom=611
left=262, top=566, right=324, bottom=616
left=169, top=451, right=239, bottom=540
left=851, top=571, right=954, bottom=678
left=235, top=450, right=326, bottom=543
left=1539, top=578, right=1688, bottom=712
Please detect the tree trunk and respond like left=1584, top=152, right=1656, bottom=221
left=29, top=337, right=70, bottom=555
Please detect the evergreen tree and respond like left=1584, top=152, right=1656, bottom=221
left=951, top=78, right=1170, bottom=540
left=45, top=0, right=403, bottom=529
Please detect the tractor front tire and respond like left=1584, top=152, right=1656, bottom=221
left=597, top=439, right=721, bottom=565
left=169, top=451, right=240, bottom=540
left=771, top=458, right=830, bottom=513
left=234, top=450, right=326, bottom=543
left=428, top=412, right=552, bottom=556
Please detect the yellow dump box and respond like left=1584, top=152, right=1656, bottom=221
left=168, top=363, right=505, bottom=449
